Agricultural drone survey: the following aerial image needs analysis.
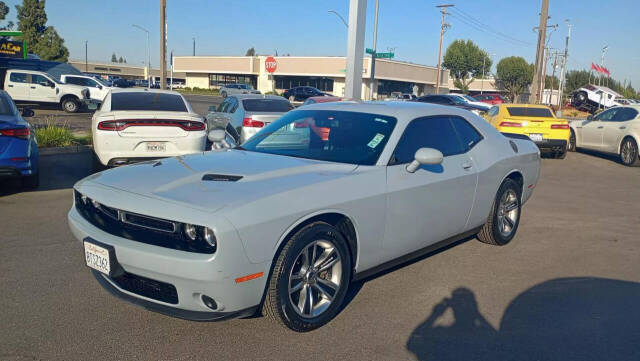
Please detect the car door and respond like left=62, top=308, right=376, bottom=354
left=29, top=74, right=57, bottom=102
left=579, top=108, right=618, bottom=150
left=5, top=72, right=29, bottom=101
left=603, top=107, right=638, bottom=153
left=383, top=115, right=478, bottom=258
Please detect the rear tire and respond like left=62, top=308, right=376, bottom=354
left=263, top=222, right=352, bottom=332
left=477, top=178, right=522, bottom=246
left=568, top=130, right=576, bottom=152
left=62, top=98, right=79, bottom=113
left=22, top=172, right=39, bottom=189
left=620, top=137, right=640, bottom=167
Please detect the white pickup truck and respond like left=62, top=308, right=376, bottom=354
left=3, top=69, right=92, bottom=113
left=60, top=74, right=112, bottom=103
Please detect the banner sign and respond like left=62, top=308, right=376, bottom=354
left=0, top=39, right=24, bottom=58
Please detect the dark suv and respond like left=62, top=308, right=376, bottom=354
left=283, top=86, right=327, bottom=102
left=416, top=94, right=487, bottom=115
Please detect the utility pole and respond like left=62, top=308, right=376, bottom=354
left=160, top=0, right=167, bottom=90
left=192, top=38, right=195, bottom=56
left=530, top=0, right=549, bottom=104
left=344, top=0, right=367, bottom=100
left=368, top=0, right=379, bottom=101
left=600, top=45, right=608, bottom=87
left=170, top=50, right=173, bottom=89
left=85, top=41, right=88, bottom=72
left=435, top=4, right=453, bottom=94
left=557, top=20, right=571, bottom=110
left=549, top=51, right=558, bottom=105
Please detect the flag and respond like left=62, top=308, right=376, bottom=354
left=591, top=63, right=598, bottom=72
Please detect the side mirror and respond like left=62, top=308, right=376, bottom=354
left=21, top=108, right=34, bottom=117
left=97, top=85, right=103, bottom=90
left=406, top=148, right=443, bottom=173
left=50, top=82, right=55, bottom=88
left=586, top=114, right=594, bottom=121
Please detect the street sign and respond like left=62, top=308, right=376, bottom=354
left=265, top=56, right=277, bottom=73
left=366, top=48, right=374, bottom=54
left=375, top=52, right=394, bottom=59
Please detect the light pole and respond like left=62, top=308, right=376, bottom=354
left=600, top=45, right=608, bottom=86
left=557, top=19, right=571, bottom=110
left=480, top=53, right=495, bottom=95
left=368, top=0, right=379, bottom=101
left=192, top=37, right=195, bottom=56
left=328, top=10, right=348, bottom=28
left=84, top=40, right=88, bottom=72
left=132, top=24, right=151, bottom=88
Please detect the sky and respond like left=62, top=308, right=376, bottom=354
left=3, top=0, right=640, bottom=86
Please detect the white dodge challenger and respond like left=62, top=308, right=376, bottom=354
left=68, top=101, right=541, bottom=332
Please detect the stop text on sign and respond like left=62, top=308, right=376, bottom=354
left=265, top=56, right=277, bottom=73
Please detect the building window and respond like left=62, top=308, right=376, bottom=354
left=209, top=74, right=257, bottom=89
left=274, top=76, right=334, bottom=92
left=377, top=80, right=414, bottom=95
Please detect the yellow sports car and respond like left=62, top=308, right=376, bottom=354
left=486, top=104, right=570, bottom=158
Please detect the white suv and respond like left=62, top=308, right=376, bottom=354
left=61, top=74, right=112, bottom=103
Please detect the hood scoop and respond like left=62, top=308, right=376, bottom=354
left=202, top=174, right=243, bottom=182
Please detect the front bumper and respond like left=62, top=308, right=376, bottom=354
left=68, top=206, right=269, bottom=319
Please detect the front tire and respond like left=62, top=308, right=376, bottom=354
left=62, top=98, right=79, bottom=113
left=620, top=137, right=640, bottom=167
left=263, top=222, right=352, bottom=332
left=477, top=178, right=522, bottom=246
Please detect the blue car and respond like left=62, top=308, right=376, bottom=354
left=0, top=91, right=39, bottom=188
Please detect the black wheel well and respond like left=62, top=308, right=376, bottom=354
left=505, top=171, right=524, bottom=195
left=280, top=213, right=358, bottom=268
left=60, top=94, right=79, bottom=102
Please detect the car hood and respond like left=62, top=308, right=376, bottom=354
left=82, top=150, right=358, bottom=213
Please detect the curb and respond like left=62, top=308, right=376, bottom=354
left=39, top=145, right=93, bottom=156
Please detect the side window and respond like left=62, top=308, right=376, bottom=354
left=217, top=99, right=230, bottom=113
left=613, top=108, right=638, bottom=122
left=228, top=97, right=239, bottom=113
left=488, top=106, right=499, bottom=117
left=9, top=72, right=27, bottom=83
left=595, top=108, right=618, bottom=121
left=451, top=116, right=483, bottom=151
left=391, top=116, right=466, bottom=164
left=31, top=74, right=53, bottom=87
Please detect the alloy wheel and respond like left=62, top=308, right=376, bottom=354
left=497, top=189, right=519, bottom=238
left=288, top=240, right=342, bottom=318
left=621, top=139, right=637, bottom=165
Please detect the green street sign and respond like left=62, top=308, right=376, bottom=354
left=375, top=52, right=394, bottom=59
left=366, top=48, right=374, bottom=54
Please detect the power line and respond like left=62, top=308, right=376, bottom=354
left=448, top=12, right=530, bottom=48
left=449, top=7, right=534, bottom=47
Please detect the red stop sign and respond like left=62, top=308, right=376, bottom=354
left=265, top=56, right=277, bottom=73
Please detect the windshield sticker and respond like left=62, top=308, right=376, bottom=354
left=374, top=117, right=388, bottom=124
left=367, top=133, right=385, bottom=148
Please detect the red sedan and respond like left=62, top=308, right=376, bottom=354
left=473, top=93, right=506, bottom=105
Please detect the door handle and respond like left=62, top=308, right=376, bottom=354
left=30, top=86, right=36, bottom=89
left=619, top=126, right=626, bottom=130
left=7, top=84, right=13, bottom=87
left=462, top=163, right=473, bottom=170
left=597, top=126, right=604, bottom=129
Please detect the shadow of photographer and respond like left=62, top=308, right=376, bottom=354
left=407, top=277, right=640, bottom=361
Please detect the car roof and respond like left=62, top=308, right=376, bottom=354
left=109, top=88, right=181, bottom=95
left=498, top=103, right=551, bottom=109
left=295, top=100, right=478, bottom=124
left=308, top=96, right=341, bottom=102
left=232, top=94, right=286, bottom=100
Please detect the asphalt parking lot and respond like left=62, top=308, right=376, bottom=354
left=27, top=94, right=222, bottom=134
left=1, top=151, right=639, bottom=361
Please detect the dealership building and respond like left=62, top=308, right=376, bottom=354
left=173, top=55, right=498, bottom=99
left=68, top=56, right=499, bottom=98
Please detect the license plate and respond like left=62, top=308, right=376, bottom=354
left=146, top=142, right=166, bottom=152
left=528, top=133, right=543, bottom=142
left=84, top=240, right=112, bottom=275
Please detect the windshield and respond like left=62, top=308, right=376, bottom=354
left=241, top=110, right=397, bottom=165
left=111, top=92, right=188, bottom=112
left=94, top=77, right=109, bottom=86
left=463, top=95, right=476, bottom=102
left=449, top=96, right=466, bottom=105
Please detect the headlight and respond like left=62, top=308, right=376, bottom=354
left=183, top=224, right=216, bottom=248
left=203, top=227, right=216, bottom=247
left=184, top=224, right=197, bottom=241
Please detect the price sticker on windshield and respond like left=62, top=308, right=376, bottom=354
left=367, top=133, right=385, bottom=148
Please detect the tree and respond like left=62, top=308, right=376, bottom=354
left=495, top=56, right=533, bottom=102
left=15, top=0, right=68, bottom=61
left=0, top=1, right=13, bottom=30
left=544, top=75, right=559, bottom=89
left=111, top=53, right=117, bottom=62
left=245, top=47, right=255, bottom=56
left=118, top=56, right=123, bottom=63
left=442, top=39, right=491, bottom=94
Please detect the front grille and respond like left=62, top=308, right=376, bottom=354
left=111, top=272, right=178, bottom=304
left=75, top=190, right=215, bottom=254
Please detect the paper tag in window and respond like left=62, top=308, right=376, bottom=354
left=367, top=133, right=385, bottom=148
